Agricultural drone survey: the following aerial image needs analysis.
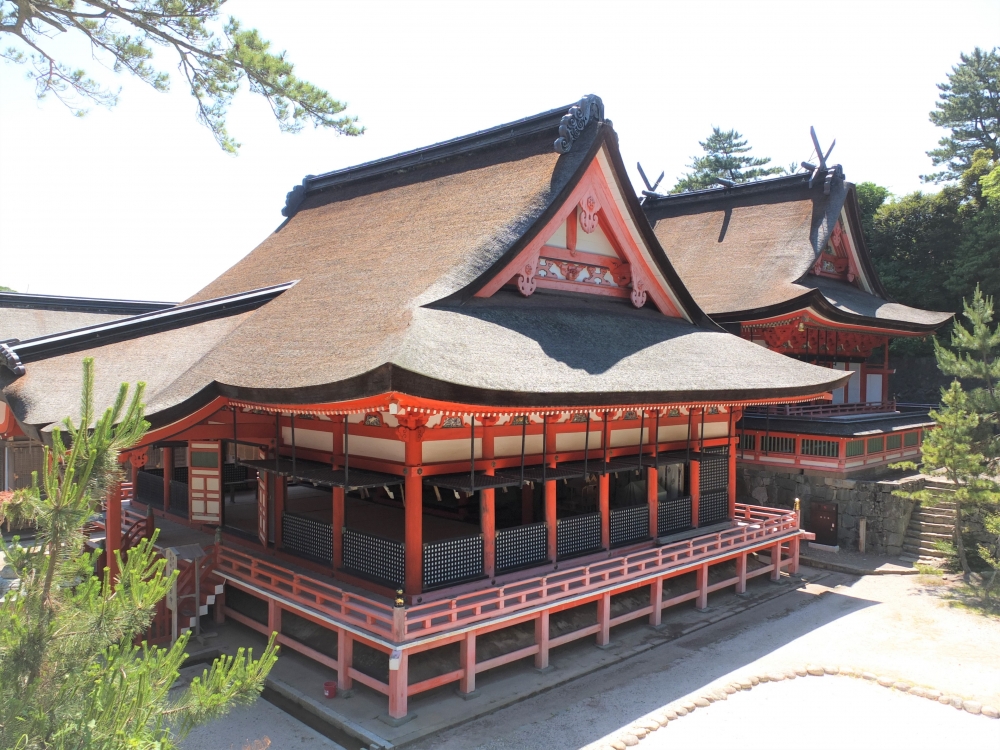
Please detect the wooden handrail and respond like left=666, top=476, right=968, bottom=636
left=214, top=503, right=798, bottom=644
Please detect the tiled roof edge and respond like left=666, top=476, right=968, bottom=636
left=2, top=282, right=296, bottom=375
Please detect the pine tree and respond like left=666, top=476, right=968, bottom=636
left=671, top=127, right=783, bottom=193
left=896, top=287, right=1000, bottom=602
left=0, top=358, right=278, bottom=749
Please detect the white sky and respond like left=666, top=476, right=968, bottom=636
left=1, top=0, right=998, bottom=302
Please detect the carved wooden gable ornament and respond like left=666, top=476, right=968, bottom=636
left=477, top=158, right=686, bottom=318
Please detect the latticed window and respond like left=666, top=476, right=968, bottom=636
left=761, top=435, right=794, bottom=453
left=886, top=434, right=902, bottom=450
left=739, top=433, right=756, bottom=451
left=801, top=439, right=839, bottom=457
left=904, top=432, right=919, bottom=447
left=867, top=436, right=885, bottom=453
left=846, top=440, right=865, bottom=457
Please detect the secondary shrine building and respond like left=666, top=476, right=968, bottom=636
left=642, top=175, right=953, bottom=477
left=1, top=97, right=850, bottom=721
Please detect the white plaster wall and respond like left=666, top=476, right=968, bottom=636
left=610, top=427, right=652, bottom=447
left=657, top=425, right=689, bottom=442
left=555, top=430, right=603, bottom=452
left=281, top=426, right=334, bottom=453
left=346, top=435, right=405, bottom=462
left=575, top=219, right=618, bottom=257
left=495, top=434, right=544, bottom=457
left=422, top=438, right=482, bottom=464
left=699, top=421, right=729, bottom=439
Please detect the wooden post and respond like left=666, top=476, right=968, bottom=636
left=267, top=599, right=281, bottom=634
left=337, top=629, right=354, bottom=691
left=106, top=481, right=122, bottom=583
left=728, top=434, right=738, bottom=519
left=162, top=447, right=172, bottom=513
left=274, top=476, right=286, bottom=550
left=388, top=649, right=408, bottom=720
left=459, top=631, right=476, bottom=694
left=545, top=479, right=557, bottom=562
left=771, top=542, right=782, bottom=581
left=599, top=473, right=610, bottom=550
left=696, top=563, right=709, bottom=610
left=736, top=552, right=748, bottom=594
left=535, top=610, right=550, bottom=670
left=597, top=592, right=611, bottom=646
left=690, top=458, right=701, bottom=529
left=789, top=537, right=801, bottom=574
left=400, top=416, right=426, bottom=597
left=521, top=484, right=534, bottom=524
left=647, top=465, right=658, bottom=540
left=333, top=486, right=345, bottom=570
left=481, top=419, right=496, bottom=579
left=649, top=577, right=663, bottom=626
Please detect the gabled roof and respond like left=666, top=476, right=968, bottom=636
left=0, top=292, right=174, bottom=344
left=2, top=97, right=850, bottom=437
left=642, top=175, right=953, bottom=333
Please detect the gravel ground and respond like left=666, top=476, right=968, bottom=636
left=179, top=698, right=343, bottom=750
left=641, top=677, right=997, bottom=750
left=412, top=571, right=1000, bottom=750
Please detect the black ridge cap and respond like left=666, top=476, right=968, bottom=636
left=0, top=291, right=175, bottom=315
left=2, top=282, right=296, bottom=374
left=642, top=172, right=817, bottom=213
left=281, top=97, right=601, bottom=217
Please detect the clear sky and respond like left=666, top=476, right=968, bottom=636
left=1, top=0, right=997, bottom=302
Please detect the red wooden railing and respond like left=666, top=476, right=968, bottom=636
left=216, top=503, right=799, bottom=644
left=745, top=401, right=897, bottom=417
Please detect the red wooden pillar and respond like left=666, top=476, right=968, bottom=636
left=337, top=629, right=354, bottom=691
left=736, top=552, right=748, bottom=594
left=388, top=649, right=409, bottom=720
left=267, top=599, right=281, bottom=634
left=599, top=473, right=610, bottom=549
left=789, top=537, right=801, bottom=574
left=647, top=465, right=658, bottom=540
left=649, top=577, right=663, bottom=626
left=481, top=418, right=497, bottom=579
left=106, top=481, right=122, bottom=582
left=400, top=414, right=427, bottom=597
left=545, top=416, right=558, bottom=562
left=696, top=563, right=709, bottom=610
left=690, top=458, right=701, bottom=529
left=274, top=476, right=286, bottom=550
left=535, top=610, right=550, bottom=669
left=728, top=434, right=738, bottom=519
left=596, top=592, right=611, bottom=647
left=459, top=630, right=476, bottom=694
left=771, top=542, right=782, bottom=581
left=333, top=486, right=345, bottom=570
left=162, top=447, right=172, bottom=513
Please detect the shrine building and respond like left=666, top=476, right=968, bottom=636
left=642, top=172, right=953, bottom=477
left=1, top=97, right=851, bottom=721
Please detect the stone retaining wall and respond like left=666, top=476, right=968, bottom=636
left=738, top=468, right=923, bottom=555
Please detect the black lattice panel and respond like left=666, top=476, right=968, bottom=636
left=423, top=534, right=484, bottom=589
left=496, top=523, right=548, bottom=572
left=610, top=504, right=649, bottom=546
left=658, top=496, right=692, bottom=535
left=168, top=480, right=188, bottom=517
left=699, top=452, right=729, bottom=494
left=699, top=490, right=729, bottom=526
left=556, top=512, right=602, bottom=559
left=282, top=513, right=333, bottom=564
left=343, top=528, right=405, bottom=586
left=136, top=470, right=163, bottom=508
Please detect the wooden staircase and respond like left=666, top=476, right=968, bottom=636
left=901, top=480, right=957, bottom=564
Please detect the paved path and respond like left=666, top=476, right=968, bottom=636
left=180, top=698, right=344, bottom=750
left=412, top=571, right=1000, bottom=750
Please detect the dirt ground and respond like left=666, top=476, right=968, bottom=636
left=412, top=569, right=1000, bottom=750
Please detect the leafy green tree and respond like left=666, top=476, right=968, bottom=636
left=671, top=127, right=783, bottom=192
left=925, top=47, right=999, bottom=183
left=0, top=0, right=362, bottom=153
left=0, top=285, right=14, bottom=292
left=854, top=181, right=890, bottom=241
left=896, top=288, right=1000, bottom=600
left=0, top=358, right=278, bottom=749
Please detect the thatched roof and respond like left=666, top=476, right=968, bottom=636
left=643, top=176, right=952, bottom=332
left=2, top=98, right=850, bottom=437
